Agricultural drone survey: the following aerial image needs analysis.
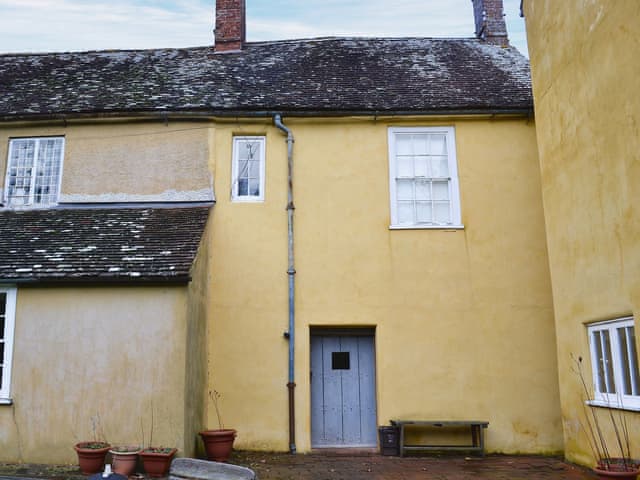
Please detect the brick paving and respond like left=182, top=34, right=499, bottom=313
left=0, top=452, right=597, bottom=480
left=233, top=452, right=597, bottom=480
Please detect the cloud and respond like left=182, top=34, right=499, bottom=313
left=0, top=0, right=527, bottom=55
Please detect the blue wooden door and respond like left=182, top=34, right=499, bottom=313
left=310, top=334, right=377, bottom=447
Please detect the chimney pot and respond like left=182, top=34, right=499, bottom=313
left=215, top=0, right=246, bottom=53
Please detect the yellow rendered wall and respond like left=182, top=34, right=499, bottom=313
left=524, top=0, right=640, bottom=466
left=0, top=286, right=190, bottom=463
left=0, top=121, right=213, bottom=202
left=207, top=116, right=563, bottom=453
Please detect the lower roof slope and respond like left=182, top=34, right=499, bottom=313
left=0, top=37, right=532, bottom=119
left=0, top=206, right=209, bottom=284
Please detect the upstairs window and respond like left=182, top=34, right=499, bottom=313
left=588, top=317, right=640, bottom=410
left=388, top=127, right=461, bottom=228
left=4, top=137, right=64, bottom=208
left=0, top=287, right=16, bottom=401
left=231, top=136, right=265, bottom=202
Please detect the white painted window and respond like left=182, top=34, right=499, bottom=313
left=388, top=127, right=461, bottom=228
left=0, top=287, right=16, bottom=401
left=4, top=137, right=65, bottom=208
left=231, top=136, right=265, bottom=202
left=588, top=317, right=640, bottom=410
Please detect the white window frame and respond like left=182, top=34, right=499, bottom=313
left=587, top=317, right=640, bottom=410
left=231, top=136, right=266, bottom=203
left=0, top=286, right=17, bottom=403
left=388, top=127, right=462, bottom=229
left=4, top=136, right=65, bottom=208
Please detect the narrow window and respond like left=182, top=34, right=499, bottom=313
left=0, top=287, right=16, bottom=401
left=231, top=136, right=265, bottom=202
left=588, top=317, right=640, bottom=409
left=388, top=127, right=461, bottom=228
left=4, top=137, right=65, bottom=208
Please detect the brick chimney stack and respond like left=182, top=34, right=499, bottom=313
left=471, top=0, right=509, bottom=46
left=215, top=0, right=246, bottom=53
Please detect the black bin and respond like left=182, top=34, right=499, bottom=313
left=378, top=426, right=399, bottom=456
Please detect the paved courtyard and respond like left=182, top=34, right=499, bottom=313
left=0, top=452, right=598, bottom=480
left=234, top=452, right=597, bottom=480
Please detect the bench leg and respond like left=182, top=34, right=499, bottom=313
left=399, top=424, right=405, bottom=457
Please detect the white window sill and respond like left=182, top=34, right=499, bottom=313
left=231, top=198, right=264, bottom=203
left=587, top=400, right=640, bottom=412
left=0, top=398, right=13, bottom=405
left=389, top=224, right=465, bottom=231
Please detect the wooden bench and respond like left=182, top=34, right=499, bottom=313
left=390, top=420, right=489, bottom=457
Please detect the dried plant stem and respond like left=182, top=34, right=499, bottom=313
left=571, top=353, right=636, bottom=471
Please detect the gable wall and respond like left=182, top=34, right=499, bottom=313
left=524, top=0, right=640, bottom=465
left=0, top=286, right=190, bottom=463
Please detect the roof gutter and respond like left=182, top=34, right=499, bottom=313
left=274, top=113, right=297, bottom=455
left=3, top=276, right=193, bottom=286
left=0, top=107, right=534, bottom=124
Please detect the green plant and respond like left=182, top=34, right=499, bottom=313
left=572, top=354, right=638, bottom=472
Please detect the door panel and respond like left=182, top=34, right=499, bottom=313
left=310, top=334, right=377, bottom=447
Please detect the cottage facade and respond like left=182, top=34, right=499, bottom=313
left=0, top=0, right=588, bottom=463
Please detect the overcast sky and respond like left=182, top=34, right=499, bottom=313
left=0, top=0, right=528, bottom=56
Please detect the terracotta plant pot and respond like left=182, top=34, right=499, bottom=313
left=109, top=447, right=141, bottom=476
left=594, top=459, right=640, bottom=480
left=139, top=447, right=177, bottom=478
left=199, top=429, right=237, bottom=462
left=74, top=442, right=111, bottom=475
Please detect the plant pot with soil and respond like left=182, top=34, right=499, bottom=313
left=139, top=447, right=177, bottom=478
left=109, top=445, right=141, bottom=476
left=74, top=441, right=111, bottom=475
left=199, top=429, right=237, bottom=462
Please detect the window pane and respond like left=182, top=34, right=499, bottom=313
left=7, top=139, right=35, bottom=206
left=619, top=326, right=639, bottom=396
left=416, top=202, right=432, bottom=223
left=248, top=160, right=260, bottom=177
left=0, top=317, right=4, bottom=339
left=593, top=331, right=606, bottom=393
left=238, top=142, right=250, bottom=160
left=431, top=156, right=449, bottom=178
left=412, top=134, right=428, bottom=155
left=34, top=138, right=63, bottom=205
left=0, top=293, right=5, bottom=315
left=249, top=179, right=260, bottom=196
left=432, top=181, right=450, bottom=201
left=396, top=157, right=413, bottom=177
left=397, top=201, right=414, bottom=224
left=414, top=156, right=429, bottom=177
left=415, top=179, right=431, bottom=200
left=238, top=178, right=248, bottom=196
left=395, top=135, right=413, bottom=155
left=238, top=160, right=249, bottom=179
left=396, top=179, right=413, bottom=200
left=0, top=342, right=4, bottom=364
left=596, top=330, right=616, bottom=394
left=434, top=201, right=451, bottom=224
left=429, top=134, right=447, bottom=155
